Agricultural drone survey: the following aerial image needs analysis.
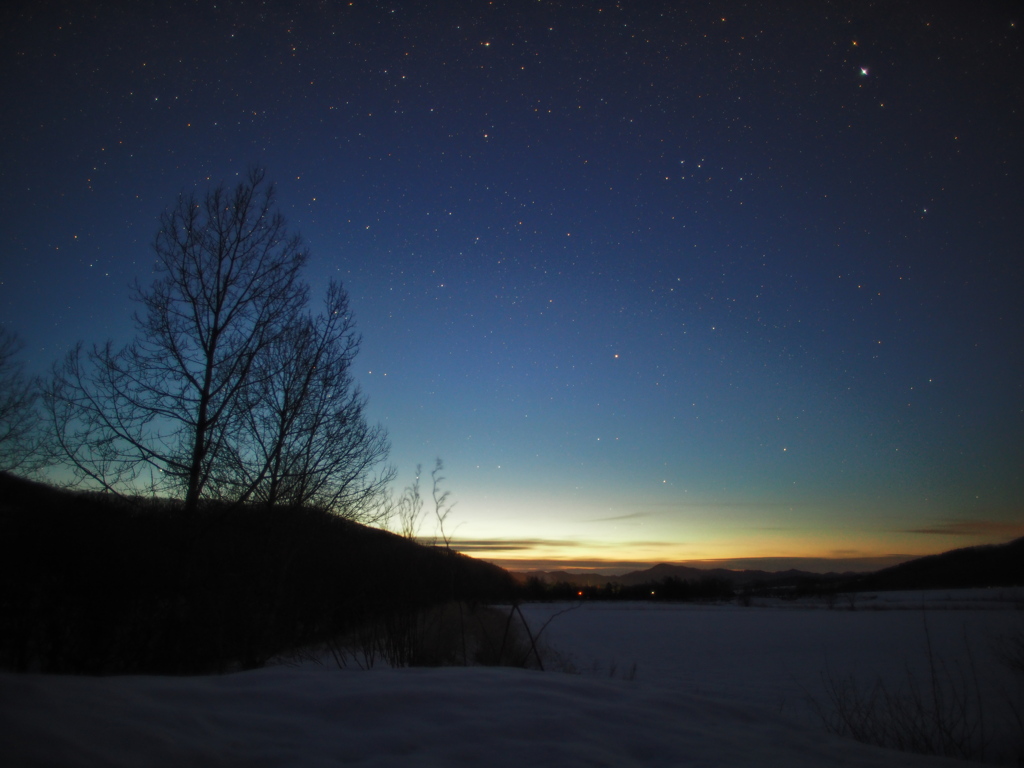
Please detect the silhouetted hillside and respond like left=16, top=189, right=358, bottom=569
left=848, top=537, right=1024, bottom=592
left=0, top=472, right=516, bottom=674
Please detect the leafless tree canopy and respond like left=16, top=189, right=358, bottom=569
left=226, top=281, right=393, bottom=520
left=44, top=168, right=392, bottom=519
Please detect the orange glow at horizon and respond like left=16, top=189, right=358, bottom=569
left=449, top=522, right=1024, bottom=575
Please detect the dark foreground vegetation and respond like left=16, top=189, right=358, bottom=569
left=0, top=473, right=519, bottom=675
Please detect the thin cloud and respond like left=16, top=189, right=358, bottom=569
left=486, top=557, right=674, bottom=573
left=659, top=555, right=918, bottom=573
left=584, top=512, right=651, bottom=523
left=632, top=500, right=815, bottom=511
left=448, top=537, right=680, bottom=553
left=898, top=520, right=1024, bottom=537
left=448, top=538, right=579, bottom=552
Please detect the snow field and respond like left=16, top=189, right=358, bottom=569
left=2, top=589, right=1022, bottom=767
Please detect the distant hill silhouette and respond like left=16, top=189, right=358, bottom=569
left=849, top=536, right=1024, bottom=592
left=513, top=563, right=831, bottom=588
left=513, top=536, right=1024, bottom=593
left=0, top=472, right=516, bottom=674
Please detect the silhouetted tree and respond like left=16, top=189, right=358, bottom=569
left=44, top=168, right=390, bottom=519
left=226, top=281, right=393, bottom=519
left=392, top=464, right=425, bottom=539
left=430, top=458, right=454, bottom=548
left=0, top=326, right=42, bottom=473
left=386, top=460, right=452, bottom=542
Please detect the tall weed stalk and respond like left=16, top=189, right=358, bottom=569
left=811, top=619, right=990, bottom=762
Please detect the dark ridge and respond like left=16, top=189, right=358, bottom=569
left=0, top=472, right=516, bottom=675
left=849, top=537, right=1024, bottom=592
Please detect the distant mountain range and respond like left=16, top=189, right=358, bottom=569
left=512, top=563, right=833, bottom=588
left=511, top=537, right=1024, bottom=592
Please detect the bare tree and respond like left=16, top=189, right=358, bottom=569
left=385, top=461, right=454, bottom=542
left=43, top=168, right=391, bottom=516
left=393, top=464, right=425, bottom=539
left=226, top=281, right=394, bottom=519
left=430, top=458, right=455, bottom=548
left=0, top=326, right=42, bottom=473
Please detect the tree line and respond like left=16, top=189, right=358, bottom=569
left=520, top=575, right=736, bottom=602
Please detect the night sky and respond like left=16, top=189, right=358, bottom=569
left=2, top=1, right=1022, bottom=572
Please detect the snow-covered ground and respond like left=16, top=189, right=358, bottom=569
left=3, top=589, right=1022, bottom=767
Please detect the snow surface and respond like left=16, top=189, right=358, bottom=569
left=3, top=589, right=1022, bottom=767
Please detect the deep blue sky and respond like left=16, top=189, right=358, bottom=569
left=2, top=1, right=1022, bottom=571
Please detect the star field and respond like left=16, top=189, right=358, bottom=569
left=1, top=1, right=1022, bottom=571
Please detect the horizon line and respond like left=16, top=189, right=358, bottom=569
left=478, top=553, right=924, bottom=576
